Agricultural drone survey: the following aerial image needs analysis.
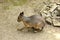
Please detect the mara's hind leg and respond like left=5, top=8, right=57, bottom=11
left=31, top=27, right=39, bottom=33
left=39, top=27, right=44, bottom=31
left=39, top=22, right=45, bottom=31
left=32, top=26, right=44, bottom=32
left=32, top=26, right=44, bottom=33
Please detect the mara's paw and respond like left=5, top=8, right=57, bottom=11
left=17, top=28, right=24, bottom=31
left=33, top=30, right=38, bottom=33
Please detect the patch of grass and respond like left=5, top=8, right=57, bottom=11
left=4, top=0, right=27, bottom=6
left=2, top=0, right=27, bottom=10
left=3, top=6, right=9, bottom=10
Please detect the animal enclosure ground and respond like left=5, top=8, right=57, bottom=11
left=0, top=6, right=60, bottom=40
left=0, top=0, right=60, bottom=40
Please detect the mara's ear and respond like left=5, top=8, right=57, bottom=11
left=20, top=12, right=24, bottom=16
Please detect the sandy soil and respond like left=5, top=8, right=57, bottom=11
left=0, top=0, right=60, bottom=40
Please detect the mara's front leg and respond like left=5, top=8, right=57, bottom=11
left=17, top=27, right=26, bottom=31
left=17, top=27, right=30, bottom=32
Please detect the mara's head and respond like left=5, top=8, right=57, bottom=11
left=17, top=12, right=24, bottom=22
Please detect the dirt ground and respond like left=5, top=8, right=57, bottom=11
left=0, top=0, right=60, bottom=40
